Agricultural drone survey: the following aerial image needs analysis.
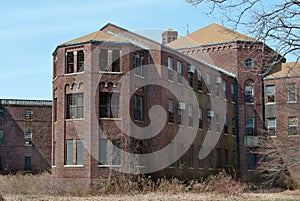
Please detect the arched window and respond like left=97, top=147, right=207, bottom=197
left=245, top=80, right=254, bottom=103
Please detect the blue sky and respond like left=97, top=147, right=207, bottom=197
left=0, top=0, right=294, bottom=100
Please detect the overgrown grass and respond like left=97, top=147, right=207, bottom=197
left=0, top=171, right=247, bottom=197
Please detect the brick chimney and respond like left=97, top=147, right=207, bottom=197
left=162, top=29, right=178, bottom=45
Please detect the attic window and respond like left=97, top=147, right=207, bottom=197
left=245, top=58, right=253, bottom=68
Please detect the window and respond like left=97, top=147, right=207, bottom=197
left=188, top=72, right=193, bottom=87
left=287, top=83, right=297, bottom=102
left=208, top=152, right=213, bottom=168
left=66, top=93, right=84, bottom=119
left=168, top=100, right=174, bottom=123
left=245, top=58, right=253, bottom=68
left=288, top=117, right=298, bottom=135
left=178, top=143, right=184, bottom=168
left=224, top=115, right=228, bottom=134
left=99, top=49, right=108, bottom=71
left=24, top=131, right=32, bottom=146
left=133, top=95, right=144, bottom=121
left=225, top=149, right=229, bottom=167
left=266, top=85, right=275, bottom=103
left=0, top=130, right=3, bottom=145
left=25, top=109, right=33, bottom=119
left=222, top=80, right=227, bottom=99
left=199, top=146, right=204, bottom=169
left=197, top=71, right=202, bottom=91
left=99, top=92, right=120, bottom=118
left=267, top=118, right=276, bottom=133
left=189, top=145, right=194, bottom=168
left=53, top=141, right=56, bottom=166
left=66, top=52, right=74, bottom=73
left=245, top=85, right=254, bottom=103
left=65, top=139, right=73, bottom=165
left=168, top=57, right=173, bottom=80
left=230, top=83, right=235, bottom=101
left=215, top=113, right=220, bottom=132
left=188, top=105, right=193, bottom=127
left=112, top=50, right=120, bottom=72
left=77, top=50, right=84, bottom=72
left=207, top=73, right=211, bottom=93
left=178, top=102, right=184, bottom=125
left=177, top=61, right=182, bottom=83
left=24, top=156, right=32, bottom=172
left=247, top=153, right=256, bottom=170
left=99, top=138, right=121, bottom=166
left=215, top=77, right=221, bottom=97
left=133, top=53, right=143, bottom=76
left=76, top=140, right=84, bottom=165
left=246, top=118, right=254, bottom=135
left=0, top=109, right=3, bottom=119
left=198, top=108, right=203, bottom=129
left=169, top=142, right=174, bottom=168
left=232, top=117, right=236, bottom=136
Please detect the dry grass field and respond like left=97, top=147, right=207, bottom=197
left=0, top=172, right=300, bottom=201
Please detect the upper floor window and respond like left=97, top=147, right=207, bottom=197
left=133, top=53, right=143, bottom=76
left=168, top=57, right=173, bottom=80
left=287, top=83, right=297, bottom=102
left=0, top=109, right=3, bottom=119
left=188, top=105, right=193, bottom=127
left=25, top=109, right=33, bottom=120
left=24, top=131, right=32, bottom=146
left=246, top=118, right=254, bottom=135
left=66, top=52, right=74, bottom=73
left=267, top=118, right=276, bottom=134
left=207, top=73, right=211, bottom=93
left=99, top=49, right=108, bottom=71
left=288, top=117, right=298, bottom=135
left=66, top=93, right=84, bottom=119
left=230, top=83, right=235, bottom=101
left=245, top=85, right=254, bottom=103
left=178, top=102, right=185, bottom=125
left=0, top=130, right=3, bottom=145
left=266, top=85, right=275, bottom=103
left=222, top=80, right=227, bottom=99
left=198, top=108, right=203, bottom=129
left=232, top=117, right=236, bottom=136
left=197, top=71, right=203, bottom=91
left=177, top=61, right=182, bottom=83
left=112, top=50, right=120, bottom=72
left=77, top=50, right=84, bottom=72
left=168, top=99, right=174, bottom=123
left=245, top=58, right=253, bottom=68
left=224, top=115, right=228, bottom=134
left=215, top=112, right=220, bottom=132
left=99, top=92, right=120, bottom=118
left=215, top=77, right=221, bottom=97
left=133, top=95, right=144, bottom=121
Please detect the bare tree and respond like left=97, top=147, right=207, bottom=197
left=186, top=0, right=300, bottom=62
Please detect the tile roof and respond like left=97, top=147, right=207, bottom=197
left=265, top=62, right=300, bottom=79
left=168, top=23, right=256, bottom=49
left=63, top=30, right=126, bottom=45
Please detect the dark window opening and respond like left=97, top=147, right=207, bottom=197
left=24, top=156, right=32, bottom=172
left=112, top=50, right=120, bottom=72
left=25, top=109, right=33, bottom=119
left=99, top=49, right=108, bottom=71
left=133, top=95, right=144, bottom=121
left=100, top=92, right=120, bottom=118
left=168, top=100, right=174, bottom=123
left=66, top=52, right=74, bottom=74
left=77, top=50, right=84, bottom=72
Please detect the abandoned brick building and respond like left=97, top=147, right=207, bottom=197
left=0, top=99, right=52, bottom=173
left=51, top=23, right=299, bottom=186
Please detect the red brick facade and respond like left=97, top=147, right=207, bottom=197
left=0, top=99, right=52, bottom=173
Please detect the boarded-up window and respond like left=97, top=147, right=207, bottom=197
left=76, top=140, right=84, bottom=165
left=99, top=138, right=108, bottom=165
left=65, top=140, right=73, bottom=165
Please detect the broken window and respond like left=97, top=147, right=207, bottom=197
left=24, top=131, right=32, bottom=146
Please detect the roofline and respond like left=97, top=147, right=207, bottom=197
left=0, top=99, right=52, bottom=106
left=264, top=75, right=300, bottom=80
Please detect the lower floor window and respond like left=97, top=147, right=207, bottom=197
left=247, top=153, right=256, bottom=170
left=99, top=138, right=121, bottom=166
left=65, top=139, right=84, bottom=165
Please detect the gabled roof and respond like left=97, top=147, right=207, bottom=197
left=63, top=29, right=126, bottom=45
left=168, top=23, right=256, bottom=49
left=265, top=62, right=300, bottom=79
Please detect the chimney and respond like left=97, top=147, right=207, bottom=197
left=162, top=29, right=178, bottom=45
